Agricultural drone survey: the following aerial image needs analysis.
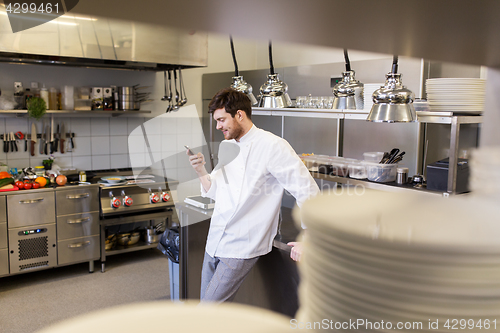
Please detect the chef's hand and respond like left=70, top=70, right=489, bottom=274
left=188, top=152, right=207, bottom=175
left=287, top=242, right=303, bottom=262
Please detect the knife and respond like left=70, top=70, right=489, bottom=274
left=2, top=132, right=7, bottom=153
left=60, top=123, right=65, bottom=154
left=50, top=117, right=54, bottom=154
left=54, top=123, right=60, bottom=152
left=39, top=121, right=45, bottom=154
left=31, top=123, right=37, bottom=157
left=10, top=132, right=17, bottom=152
left=45, top=125, right=50, bottom=155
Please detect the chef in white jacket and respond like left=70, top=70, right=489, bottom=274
left=188, top=88, right=319, bottom=302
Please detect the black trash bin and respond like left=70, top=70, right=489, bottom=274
left=157, top=227, right=180, bottom=300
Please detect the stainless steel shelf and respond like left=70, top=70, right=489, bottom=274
left=311, top=172, right=444, bottom=196
left=105, top=241, right=158, bottom=256
left=252, top=107, right=483, bottom=124
left=0, top=109, right=152, bottom=117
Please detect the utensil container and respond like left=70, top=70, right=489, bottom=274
left=366, top=162, right=398, bottom=182
left=348, top=162, right=368, bottom=179
left=363, top=152, right=385, bottom=163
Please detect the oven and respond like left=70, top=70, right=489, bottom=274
left=93, top=168, right=176, bottom=272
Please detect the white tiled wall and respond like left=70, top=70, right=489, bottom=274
left=0, top=116, right=151, bottom=171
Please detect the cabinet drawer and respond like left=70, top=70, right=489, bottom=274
left=0, top=196, right=6, bottom=223
left=56, top=188, right=99, bottom=216
left=7, top=192, right=55, bottom=228
left=57, top=235, right=100, bottom=266
left=57, top=212, right=99, bottom=240
left=0, top=248, right=8, bottom=276
left=0, top=222, right=6, bottom=249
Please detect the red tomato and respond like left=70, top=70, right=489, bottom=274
left=15, top=181, right=24, bottom=189
left=23, top=182, right=32, bottom=190
left=32, top=182, right=40, bottom=189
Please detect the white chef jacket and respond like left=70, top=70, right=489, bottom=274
left=201, top=125, right=320, bottom=259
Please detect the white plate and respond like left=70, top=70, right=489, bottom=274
left=98, top=180, right=128, bottom=186
left=300, top=190, right=500, bottom=253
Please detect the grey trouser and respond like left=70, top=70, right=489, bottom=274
left=200, top=251, right=259, bottom=302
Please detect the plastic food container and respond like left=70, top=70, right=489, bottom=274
left=365, top=162, right=398, bottom=183
left=348, top=162, right=368, bottom=179
left=363, top=152, right=385, bottom=163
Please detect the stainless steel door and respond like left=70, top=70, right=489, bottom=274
left=8, top=223, right=57, bottom=274
left=57, top=235, right=99, bottom=266
left=0, top=248, right=8, bottom=276
left=7, top=191, right=55, bottom=228
left=0, top=222, right=7, bottom=249
left=56, top=212, right=99, bottom=240
left=56, top=188, right=99, bottom=216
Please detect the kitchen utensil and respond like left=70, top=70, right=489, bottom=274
left=45, top=125, right=50, bottom=154
left=50, top=117, right=54, bottom=154
left=382, top=148, right=399, bottom=164
left=30, top=123, right=37, bottom=156
left=173, top=68, right=180, bottom=105
left=177, top=67, right=187, bottom=106
left=3, top=132, right=7, bottom=153
left=161, top=71, right=169, bottom=101
left=54, top=123, right=60, bottom=152
left=39, top=121, right=45, bottom=154
left=117, top=232, right=140, bottom=246
left=60, top=123, right=65, bottom=154
left=166, top=70, right=173, bottom=112
left=391, top=151, right=406, bottom=164
left=10, top=132, right=17, bottom=152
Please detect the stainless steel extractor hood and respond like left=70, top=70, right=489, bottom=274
left=0, top=12, right=208, bottom=71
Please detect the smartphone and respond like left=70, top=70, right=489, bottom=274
left=184, top=145, right=194, bottom=156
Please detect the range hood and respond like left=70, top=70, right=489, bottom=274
left=0, top=13, right=208, bottom=71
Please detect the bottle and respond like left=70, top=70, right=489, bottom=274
left=40, top=85, right=49, bottom=109
left=24, top=88, right=33, bottom=106
left=79, top=171, right=87, bottom=182
left=49, top=87, right=58, bottom=110
left=35, top=166, right=45, bottom=177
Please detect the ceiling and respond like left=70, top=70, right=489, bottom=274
left=67, top=0, right=500, bottom=68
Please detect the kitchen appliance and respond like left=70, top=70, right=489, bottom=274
left=229, top=36, right=257, bottom=105
left=257, top=41, right=292, bottom=108
left=367, top=55, right=416, bottom=123
left=427, top=158, right=470, bottom=193
left=332, top=50, right=364, bottom=110
left=95, top=168, right=176, bottom=272
left=7, top=190, right=57, bottom=274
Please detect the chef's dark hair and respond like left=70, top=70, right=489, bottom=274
left=208, top=88, right=252, bottom=120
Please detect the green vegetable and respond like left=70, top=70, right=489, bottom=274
left=0, top=178, right=14, bottom=188
left=27, top=97, right=47, bottom=120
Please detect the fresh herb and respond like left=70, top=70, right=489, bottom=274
left=27, top=97, right=47, bottom=120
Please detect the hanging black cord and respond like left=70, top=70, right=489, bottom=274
left=269, top=40, right=275, bottom=75
left=343, top=49, right=351, bottom=72
left=392, top=55, right=398, bottom=74
left=230, top=35, right=239, bottom=76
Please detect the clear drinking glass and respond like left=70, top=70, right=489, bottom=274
left=308, top=96, right=319, bottom=108
left=295, top=96, right=307, bottom=108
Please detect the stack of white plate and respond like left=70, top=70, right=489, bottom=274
left=363, top=83, right=384, bottom=110
left=295, top=190, right=500, bottom=332
left=426, top=78, right=486, bottom=114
